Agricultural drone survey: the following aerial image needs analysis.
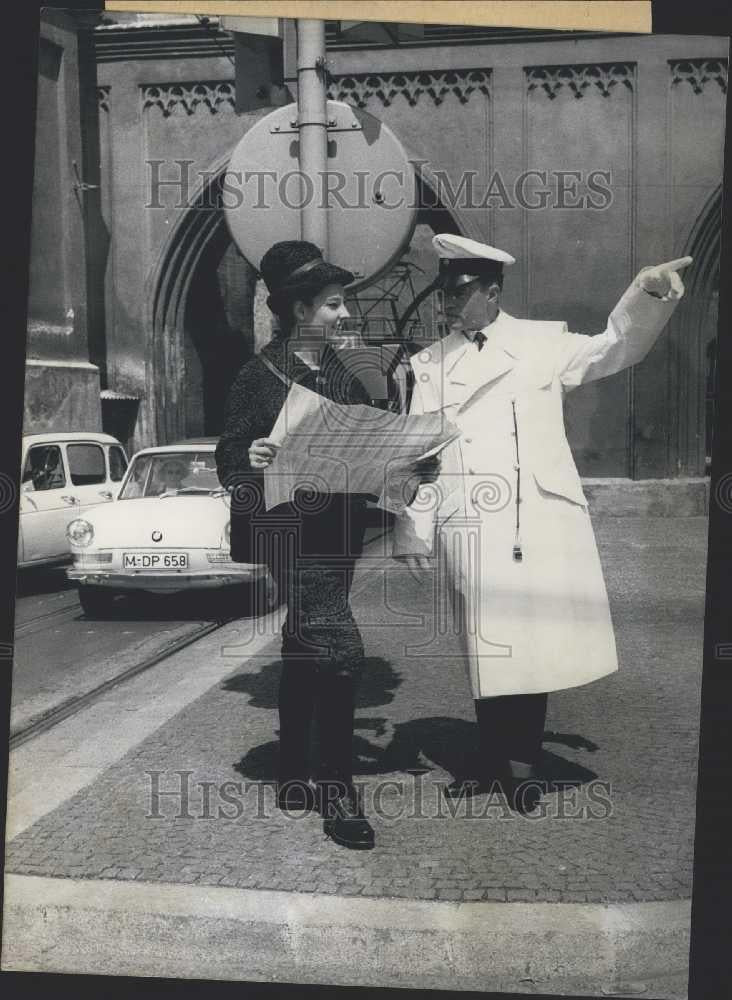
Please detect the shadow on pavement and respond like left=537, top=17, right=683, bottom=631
left=221, top=658, right=281, bottom=709
left=537, top=750, right=598, bottom=789
left=236, top=714, right=501, bottom=786
left=232, top=695, right=601, bottom=788
left=544, top=731, right=600, bottom=753
left=225, top=654, right=600, bottom=789
left=379, top=716, right=478, bottom=780
left=221, top=655, right=402, bottom=710
left=377, top=720, right=599, bottom=790
left=233, top=725, right=408, bottom=784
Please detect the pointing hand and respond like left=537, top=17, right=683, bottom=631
left=637, top=257, right=692, bottom=301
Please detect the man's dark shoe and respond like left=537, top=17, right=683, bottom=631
left=504, top=777, right=545, bottom=815
left=502, top=760, right=546, bottom=814
left=320, top=783, right=375, bottom=850
left=277, top=779, right=317, bottom=813
left=442, top=774, right=545, bottom=814
left=443, top=778, right=487, bottom=799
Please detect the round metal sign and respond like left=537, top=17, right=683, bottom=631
left=224, top=101, right=417, bottom=290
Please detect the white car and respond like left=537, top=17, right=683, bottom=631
left=18, top=431, right=128, bottom=569
left=65, top=438, right=275, bottom=616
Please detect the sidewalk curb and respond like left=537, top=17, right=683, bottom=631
left=1, top=874, right=690, bottom=996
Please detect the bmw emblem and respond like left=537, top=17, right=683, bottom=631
left=151, top=530, right=163, bottom=543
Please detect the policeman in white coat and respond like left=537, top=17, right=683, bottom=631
left=392, top=234, right=691, bottom=809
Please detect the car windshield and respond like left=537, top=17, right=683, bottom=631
left=118, top=452, right=223, bottom=499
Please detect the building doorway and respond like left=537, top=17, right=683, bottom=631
left=183, top=224, right=258, bottom=438
left=674, top=183, right=721, bottom=476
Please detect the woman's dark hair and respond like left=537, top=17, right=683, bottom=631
left=271, top=290, right=314, bottom=339
left=259, top=240, right=354, bottom=340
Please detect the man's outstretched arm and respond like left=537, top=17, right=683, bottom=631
left=557, top=257, right=692, bottom=389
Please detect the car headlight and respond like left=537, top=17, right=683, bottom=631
left=66, top=518, right=95, bottom=547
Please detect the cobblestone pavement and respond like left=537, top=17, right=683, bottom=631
left=5, top=518, right=706, bottom=904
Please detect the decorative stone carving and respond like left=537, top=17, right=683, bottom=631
left=669, top=59, right=728, bottom=95
left=97, top=86, right=110, bottom=113
left=526, top=63, right=635, bottom=99
left=141, top=81, right=236, bottom=117
left=326, top=69, right=491, bottom=107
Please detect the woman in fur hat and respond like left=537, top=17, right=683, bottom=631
left=216, top=239, right=377, bottom=849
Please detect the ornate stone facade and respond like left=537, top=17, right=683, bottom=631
left=141, top=81, right=236, bottom=117
left=326, top=68, right=491, bottom=107
left=669, top=58, right=728, bottom=95
left=525, top=62, right=635, bottom=99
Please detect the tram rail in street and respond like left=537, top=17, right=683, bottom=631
left=9, top=526, right=391, bottom=751
left=8, top=618, right=228, bottom=751
left=14, top=599, right=83, bottom=636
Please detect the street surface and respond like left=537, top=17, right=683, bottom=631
left=11, top=567, right=250, bottom=737
left=6, top=517, right=706, bottom=906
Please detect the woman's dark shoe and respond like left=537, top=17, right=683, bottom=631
left=277, top=779, right=317, bottom=813
left=320, top=784, right=375, bottom=850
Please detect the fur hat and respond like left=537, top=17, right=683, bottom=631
left=259, top=241, right=354, bottom=313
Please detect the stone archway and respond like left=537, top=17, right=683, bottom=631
left=145, top=148, right=235, bottom=446
left=146, top=148, right=475, bottom=443
left=181, top=221, right=260, bottom=438
left=670, top=184, right=721, bottom=475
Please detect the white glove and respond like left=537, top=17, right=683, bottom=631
left=636, top=257, right=692, bottom=301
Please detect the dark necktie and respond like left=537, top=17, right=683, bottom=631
left=473, top=331, right=486, bottom=351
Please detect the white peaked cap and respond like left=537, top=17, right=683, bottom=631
left=432, top=233, right=516, bottom=266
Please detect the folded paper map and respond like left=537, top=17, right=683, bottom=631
left=264, top=382, right=459, bottom=513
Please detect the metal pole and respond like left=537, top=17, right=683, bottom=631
left=296, top=19, right=328, bottom=255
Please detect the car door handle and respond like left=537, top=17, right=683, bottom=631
left=61, top=495, right=79, bottom=504
left=99, top=490, right=113, bottom=500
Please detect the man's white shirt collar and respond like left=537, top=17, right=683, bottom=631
left=460, top=309, right=504, bottom=344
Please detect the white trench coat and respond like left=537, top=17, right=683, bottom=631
left=392, top=279, right=679, bottom=698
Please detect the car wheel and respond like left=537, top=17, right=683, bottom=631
left=78, top=585, right=119, bottom=618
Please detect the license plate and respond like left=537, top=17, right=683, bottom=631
left=123, top=552, right=188, bottom=569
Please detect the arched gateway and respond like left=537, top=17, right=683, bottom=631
left=675, top=184, right=721, bottom=474
left=148, top=152, right=721, bottom=481
left=146, top=141, right=477, bottom=445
